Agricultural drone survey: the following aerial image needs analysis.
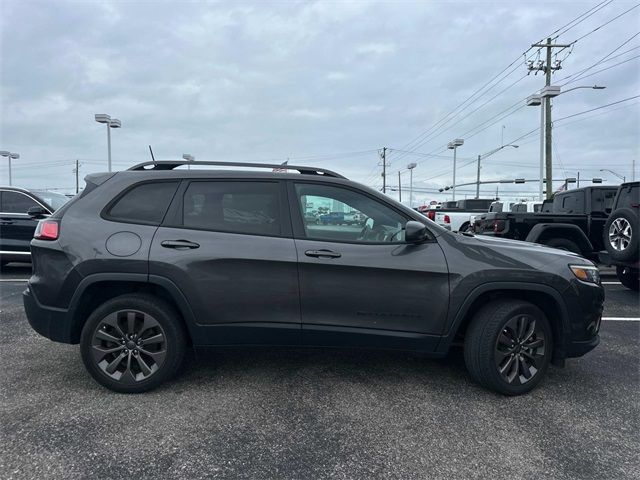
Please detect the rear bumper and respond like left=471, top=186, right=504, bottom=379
left=566, top=334, right=600, bottom=358
left=23, top=286, right=74, bottom=343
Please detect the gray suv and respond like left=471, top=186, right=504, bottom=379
left=23, top=161, right=604, bottom=395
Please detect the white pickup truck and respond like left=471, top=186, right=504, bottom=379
left=433, top=199, right=495, bottom=232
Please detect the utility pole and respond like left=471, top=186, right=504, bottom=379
left=577, top=171, right=580, bottom=189
left=380, top=147, right=388, bottom=194
left=475, top=154, right=481, bottom=199
left=397, top=171, right=402, bottom=202
left=530, top=38, right=572, bottom=199
left=73, top=159, right=81, bottom=194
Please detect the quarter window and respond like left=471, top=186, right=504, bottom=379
left=1, top=191, right=39, bottom=214
left=294, top=183, right=408, bottom=243
left=107, top=181, right=179, bottom=225
left=182, top=181, right=281, bottom=236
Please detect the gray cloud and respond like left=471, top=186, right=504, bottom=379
left=1, top=0, right=638, bottom=204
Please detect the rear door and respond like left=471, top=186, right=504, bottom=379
left=149, top=179, right=300, bottom=346
left=0, top=190, right=46, bottom=257
left=288, top=181, right=449, bottom=350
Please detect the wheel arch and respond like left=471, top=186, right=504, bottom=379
left=525, top=223, right=593, bottom=255
left=67, top=273, right=197, bottom=344
left=440, top=282, right=569, bottom=364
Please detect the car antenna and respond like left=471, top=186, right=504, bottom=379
left=148, top=145, right=157, bottom=166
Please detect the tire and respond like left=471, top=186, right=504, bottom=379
left=80, top=293, right=187, bottom=393
left=544, top=237, right=582, bottom=255
left=604, top=208, right=639, bottom=262
left=616, top=266, right=640, bottom=292
left=464, top=300, right=553, bottom=396
left=459, top=222, right=470, bottom=233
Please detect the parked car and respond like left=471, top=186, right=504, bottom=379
left=598, top=181, right=639, bottom=290
left=24, top=161, right=603, bottom=395
left=0, top=186, right=70, bottom=266
left=474, top=186, right=618, bottom=258
left=434, top=198, right=495, bottom=232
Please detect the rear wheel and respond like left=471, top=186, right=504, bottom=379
left=464, top=300, right=553, bottom=396
left=80, top=293, right=187, bottom=393
left=544, top=238, right=582, bottom=255
left=616, top=266, right=640, bottom=291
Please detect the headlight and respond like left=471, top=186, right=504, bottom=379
left=569, top=265, right=600, bottom=284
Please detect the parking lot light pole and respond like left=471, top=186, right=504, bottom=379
left=183, top=153, right=195, bottom=170
left=447, top=139, right=464, bottom=201
left=407, top=162, right=417, bottom=208
left=94, top=114, right=122, bottom=172
left=0, top=151, right=19, bottom=186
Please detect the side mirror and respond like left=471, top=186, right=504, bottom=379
left=405, top=220, right=428, bottom=243
left=27, top=206, right=49, bottom=219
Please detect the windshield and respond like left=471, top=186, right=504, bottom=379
left=31, top=190, right=71, bottom=211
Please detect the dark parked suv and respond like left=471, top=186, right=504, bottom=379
left=23, top=161, right=604, bottom=395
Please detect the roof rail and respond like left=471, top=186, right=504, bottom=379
left=127, top=160, right=346, bottom=179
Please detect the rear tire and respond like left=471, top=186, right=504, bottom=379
left=544, top=238, right=582, bottom=255
left=616, top=266, right=640, bottom=291
left=80, top=293, right=187, bottom=393
left=464, top=300, right=553, bottom=396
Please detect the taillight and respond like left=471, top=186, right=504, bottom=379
left=493, top=220, right=505, bottom=233
left=443, top=215, right=451, bottom=224
left=34, top=220, right=59, bottom=240
left=427, top=210, right=436, bottom=220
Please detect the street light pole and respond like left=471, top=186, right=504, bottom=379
left=447, top=139, right=464, bottom=201
left=0, top=151, right=19, bottom=186
left=474, top=144, right=518, bottom=199
left=95, top=114, right=122, bottom=172
left=407, top=162, right=417, bottom=208
left=600, top=169, right=626, bottom=183
left=527, top=85, right=605, bottom=200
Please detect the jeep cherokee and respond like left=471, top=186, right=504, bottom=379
left=23, top=161, right=604, bottom=395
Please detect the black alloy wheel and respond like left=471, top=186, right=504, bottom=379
left=80, top=293, right=187, bottom=393
left=494, top=314, right=545, bottom=385
left=90, top=310, right=167, bottom=384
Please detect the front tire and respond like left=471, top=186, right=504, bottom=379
left=80, top=293, right=187, bottom=393
left=616, top=266, right=640, bottom=291
left=464, top=300, right=553, bottom=396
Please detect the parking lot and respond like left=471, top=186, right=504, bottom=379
left=0, top=264, right=638, bottom=480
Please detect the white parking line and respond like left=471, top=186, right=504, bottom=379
left=602, top=317, right=640, bottom=321
left=602, top=281, right=622, bottom=285
left=0, top=279, right=28, bottom=282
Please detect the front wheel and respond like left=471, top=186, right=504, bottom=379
left=616, top=266, right=640, bottom=291
left=80, top=293, right=187, bottom=393
left=464, top=300, right=553, bottom=396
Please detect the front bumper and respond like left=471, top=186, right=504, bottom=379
left=23, top=286, right=74, bottom=343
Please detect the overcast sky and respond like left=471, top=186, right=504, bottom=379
left=1, top=0, right=638, bottom=204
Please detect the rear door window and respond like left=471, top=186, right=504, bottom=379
left=1, top=191, right=39, bottom=214
left=107, top=181, right=179, bottom=225
left=181, top=181, right=282, bottom=236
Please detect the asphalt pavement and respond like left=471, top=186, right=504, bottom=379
left=0, top=264, right=638, bottom=480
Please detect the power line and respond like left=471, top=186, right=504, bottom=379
left=563, top=53, right=640, bottom=83
left=553, top=0, right=615, bottom=40
left=558, top=31, right=640, bottom=85
left=572, top=3, right=640, bottom=43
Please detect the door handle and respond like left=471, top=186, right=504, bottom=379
left=161, top=239, right=200, bottom=249
left=305, top=249, right=341, bottom=259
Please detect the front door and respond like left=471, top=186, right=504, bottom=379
left=149, top=179, right=301, bottom=346
left=289, top=181, right=449, bottom=349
